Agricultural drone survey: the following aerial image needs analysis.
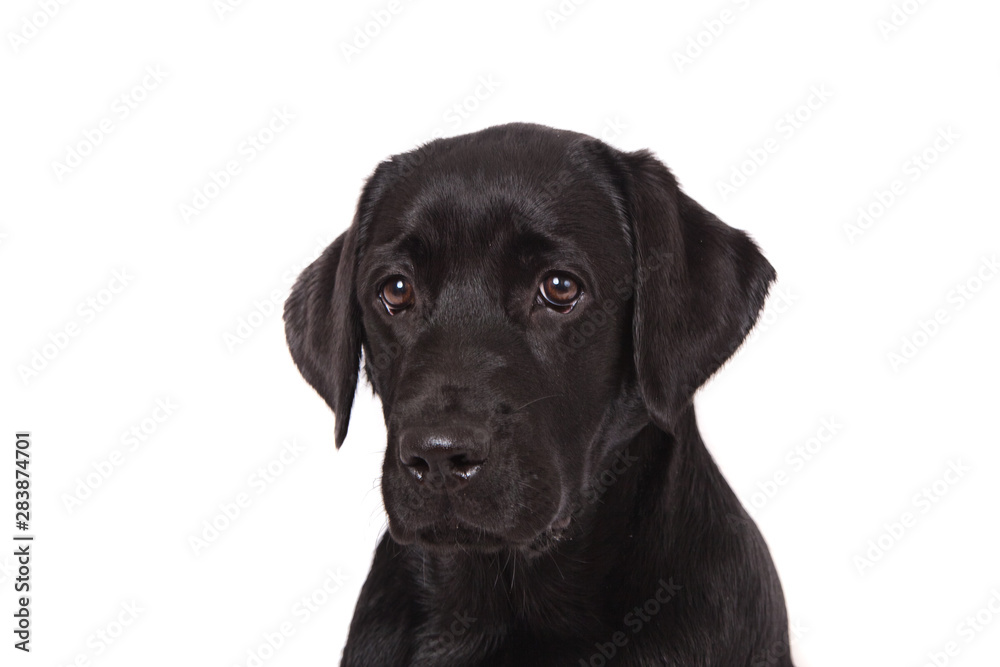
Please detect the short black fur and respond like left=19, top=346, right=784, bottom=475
left=284, top=123, right=793, bottom=666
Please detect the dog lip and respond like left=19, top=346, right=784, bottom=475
left=414, top=524, right=508, bottom=550
left=405, top=519, right=568, bottom=554
left=399, top=513, right=552, bottom=551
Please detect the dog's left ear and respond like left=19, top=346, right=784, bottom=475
left=623, top=149, right=775, bottom=433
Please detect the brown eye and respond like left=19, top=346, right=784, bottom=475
left=380, top=276, right=414, bottom=314
left=539, top=273, right=581, bottom=312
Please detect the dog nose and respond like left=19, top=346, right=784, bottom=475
left=398, top=426, right=488, bottom=489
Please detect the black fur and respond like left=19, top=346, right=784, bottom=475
left=284, top=123, right=792, bottom=666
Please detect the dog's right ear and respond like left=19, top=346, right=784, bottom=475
left=284, top=228, right=362, bottom=447
left=284, top=163, right=396, bottom=447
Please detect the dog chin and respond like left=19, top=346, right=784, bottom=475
left=389, top=521, right=507, bottom=551
left=387, top=515, right=571, bottom=556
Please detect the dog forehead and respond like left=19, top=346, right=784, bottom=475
left=364, top=162, right=629, bottom=272
left=364, top=188, right=627, bottom=289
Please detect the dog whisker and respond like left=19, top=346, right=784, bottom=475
left=512, top=394, right=563, bottom=413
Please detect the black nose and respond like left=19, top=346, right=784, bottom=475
left=398, top=425, right=488, bottom=489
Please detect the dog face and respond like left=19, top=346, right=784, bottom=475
left=285, top=123, right=774, bottom=553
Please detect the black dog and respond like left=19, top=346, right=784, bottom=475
left=284, top=123, right=794, bottom=666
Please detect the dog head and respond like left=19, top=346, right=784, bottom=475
left=284, top=123, right=774, bottom=553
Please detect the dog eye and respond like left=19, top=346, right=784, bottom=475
left=538, top=273, right=581, bottom=313
left=380, top=276, right=415, bottom=314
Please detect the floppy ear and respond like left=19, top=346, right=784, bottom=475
left=624, top=150, right=775, bottom=433
left=284, top=226, right=363, bottom=447
left=284, top=161, right=399, bottom=446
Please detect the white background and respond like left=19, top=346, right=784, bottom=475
left=2, top=1, right=999, bottom=665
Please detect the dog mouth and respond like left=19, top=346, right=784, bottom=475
left=414, top=523, right=510, bottom=550
left=388, top=511, right=572, bottom=554
left=550, top=513, right=572, bottom=532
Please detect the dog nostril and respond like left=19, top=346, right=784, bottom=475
left=449, top=453, right=483, bottom=479
left=403, top=455, right=430, bottom=480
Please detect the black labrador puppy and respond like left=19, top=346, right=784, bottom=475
left=284, top=123, right=794, bottom=666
